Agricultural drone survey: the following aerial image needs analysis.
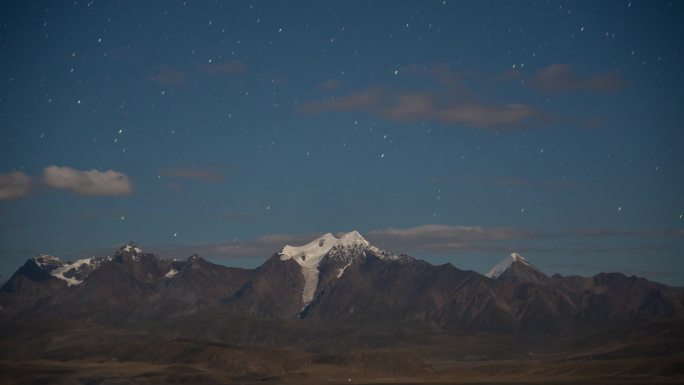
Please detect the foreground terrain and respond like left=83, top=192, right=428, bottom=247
left=2, top=354, right=683, bottom=385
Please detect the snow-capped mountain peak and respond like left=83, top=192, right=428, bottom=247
left=120, top=242, right=143, bottom=254
left=111, top=242, right=145, bottom=262
left=278, top=231, right=401, bottom=309
left=328, top=230, right=400, bottom=263
left=31, top=254, right=102, bottom=286
left=336, top=230, right=370, bottom=248
left=485, top=252, right=533, bottom=279
left=328, top=230, right=376, bottom=260
left=33, top=254, right=64, bottom=269
left=51, top=258, right=96, bottom=286
left=279, top=233, right=340, bottom=308
left=279, top=233, right=339, bottom=268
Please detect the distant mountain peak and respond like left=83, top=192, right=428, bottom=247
left=111, top=242, right=146, bottom=263
left=279, top=231, right=380, bottom=309
left=278, top=231, right=401, bottom=309
left=279, top=233, right=339, bottom=268
left=510, top=252, right=530, bottom=265
left=185, top=253, right=204, bottom=269
left=486, top=252, right=535, bottom=279
left=119, top=242, right=143, bottom=254
left=279, top=230, right=401, bottom=267
left=32, top=254, right=64, bottom=269
left=336, top=230, right=370, bottom=248
left=29, top=254, right=100, bottom=286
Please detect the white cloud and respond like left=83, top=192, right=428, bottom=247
left=42, top=166, right=133, bottom=196
left=0, top=171, right=32, bottom=200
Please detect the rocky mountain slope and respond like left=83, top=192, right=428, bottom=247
left=1, top=233, right=683, bottom=349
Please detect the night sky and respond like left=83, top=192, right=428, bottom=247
left=1, top=1, right=683, bottom=285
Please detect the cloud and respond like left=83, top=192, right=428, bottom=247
left=149, top=66, right=188, bottom=86
left=300, top=87, right=384, bottom=114
left=147, top=224, right=683, bottom=263
left=0, top=171, right=32, bottom=200
left=154, top=233, right=319, bottom=260
left=301, top=62, right=627, bottom=129
left=202, top=60, right=247, bottom=76
left=379, top=92, right=435, bottom=121
left=531, top=64, right=626, bottom=93
left=154, top=227, right=528, bottom=260
left=301, top=87, right=545, bottom=128
left=560, top=228, right=684, bottom=238
left=367, top=224, right=683, bottom=255
left=370, top=224, right=533, bottom=242
left=42, top=166, right=133, bottom=196
left=368, top=224, right=539, bottom=253
left=428, top=63, right=464, bottom=87
left=318, top=79, right=341, bottom=91
left=375, top=85, right=543, bottom=128
left=434, top=103, right=542, bottom=127
left=161, top=167, right=225, bottom=182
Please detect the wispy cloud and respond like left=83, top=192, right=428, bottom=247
left=301, top=62, right=624, bottom=129
left=149, top=66, right=188, bottom=86
left=201, top=60, right=248, bottom=76
left=153, top=233, right=319, bottom=260
left=131, top=224, right=682, bottom=263
left=531, top=64, right=626, bottom=93
left=158, top=226, right=527, bottom=260
left=42, top=166, right=133, bottom=196
left=368, top=224, right=540, bottom=253
left=367, top=225, right=683, bottom=255
left=300, top=88, right=544, bottom=129
left=161, top=167, right=226, bottom=182
left=0, top=171, right=32, bottom=200
left=300, top=87, right=384, bottom=113
left=370, top=224, right=535, bottom=243
left=559, top=228, right=684, bottom=238
left=434, top=103, right=542, bottom=128
left=318, top=79, right=341, bottom=91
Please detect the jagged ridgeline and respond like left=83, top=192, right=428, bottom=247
left=2, top=231, right=682, bottom=339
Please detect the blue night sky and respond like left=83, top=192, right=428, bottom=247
left=1, top=1, right=683, bottom=285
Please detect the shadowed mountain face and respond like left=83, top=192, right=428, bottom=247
left=1, top=235, right=683, bottom=351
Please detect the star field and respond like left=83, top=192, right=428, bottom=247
left=0, top=0, right=683, bottom=284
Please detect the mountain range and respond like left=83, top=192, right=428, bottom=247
left=1, top=231, right=683, bottom=384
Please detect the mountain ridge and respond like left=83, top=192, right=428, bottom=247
left=1, top=232, right=683, bottom=385
left=2, top=232, right=683, bottom=339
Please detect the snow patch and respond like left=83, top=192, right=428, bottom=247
left=280, top=233, right=338, bottom=306
left=121, top=244, right=142, bottom=254
left=337, top=260, right=353, bottom=278
left=120, top=243, right=143, bottom=260
left=301, top=267, right=319, bottom=305
left=50, top=258, right=93, bottom=286
left=280, top=233, right=338, bottom=268
left=485, top=252, right=531, bottom=279
left=33, top=254, right=63, bottom=269
left=165, top=269, right=179, bottom=278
